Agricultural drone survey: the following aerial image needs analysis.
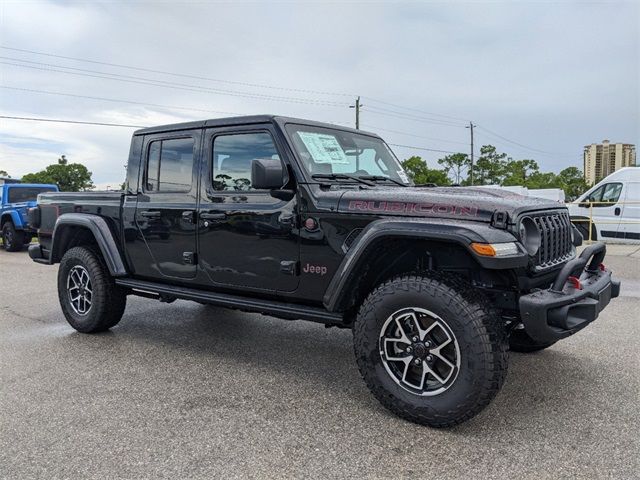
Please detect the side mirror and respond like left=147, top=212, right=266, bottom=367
left=251, top=159, right=287, bottom=190
left=579, top=201, right=590, bottom=208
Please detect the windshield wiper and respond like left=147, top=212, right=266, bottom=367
left=311, top=173, right=375, bottom=186
left=358, top=175, right=408, bottom=187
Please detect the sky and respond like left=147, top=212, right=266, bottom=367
left=0, top=0, right=638, bottom=189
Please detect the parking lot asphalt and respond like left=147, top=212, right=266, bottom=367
left=1, top=246, right=639, bottom=480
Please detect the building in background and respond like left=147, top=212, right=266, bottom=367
left=583, top=140, right=636, bottom=184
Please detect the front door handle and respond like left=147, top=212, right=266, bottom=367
left=615, top=207, right=621, bottom=216
left=200, top=212, right=226, bottom=220
left=140, top=211, right=161, bottom=218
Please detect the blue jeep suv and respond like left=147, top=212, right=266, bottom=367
left=1, top=183, right=58, bottom=251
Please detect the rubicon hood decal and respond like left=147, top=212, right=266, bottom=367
left=338, top=187, right=562, bottom=222
left=348, top=200, right=478, bottom=217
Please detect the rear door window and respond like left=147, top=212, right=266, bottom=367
left=145, top=137, right=194, bottom=193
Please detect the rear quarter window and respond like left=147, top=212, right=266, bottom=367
left=7, top=187, right=56, bottom=203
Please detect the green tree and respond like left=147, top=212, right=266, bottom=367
left=557, top=167, right=590, bottom=201
left=502, top=159, right=540, bottom=186
left=401, top=156, right=451, bottom=186
left=525, top=171, right=562, bottom=189
left=21, top=155, right=94, bottom=192
left=0, top=170, right=9, bottom=177
left=473, top=145, right=507, bottom=185
left=437, top=153, right=470, bottom=184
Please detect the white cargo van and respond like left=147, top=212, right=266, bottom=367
left=567, top=167, right=640, bottom=242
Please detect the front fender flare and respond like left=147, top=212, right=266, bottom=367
left=51, top=213, right=127, bottom=276
left=322, top=218, right=526, bottom=312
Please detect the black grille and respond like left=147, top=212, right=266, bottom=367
left=527, top=211, right=574, bottom=270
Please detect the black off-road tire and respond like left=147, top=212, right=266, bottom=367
left=58, top=246, right=127, bottom=333
left=2, top=222, right=25, bottom=251
left=509, top=328, right=556, bottom=353
left=353, top=273, right=508, bottom=428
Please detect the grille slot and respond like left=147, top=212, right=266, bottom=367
left=527, top=211, right=574, bottom=270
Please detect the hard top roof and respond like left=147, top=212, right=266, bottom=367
left=133, top=115, right=377, bottom=138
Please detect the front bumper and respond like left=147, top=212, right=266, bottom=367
left=519, top=243, right=620, bottom=343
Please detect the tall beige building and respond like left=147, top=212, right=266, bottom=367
left=583, top=140, right=636, bottom=184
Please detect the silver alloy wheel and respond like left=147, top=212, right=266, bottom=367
left=379, top=307, right=461, bottom=396
left=66, top=265, right=93, bottom=316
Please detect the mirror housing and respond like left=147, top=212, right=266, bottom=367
left=251, top=159, right=287, bottom=190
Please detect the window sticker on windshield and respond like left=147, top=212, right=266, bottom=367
left=297, top=132, right=349, bottom=164
left=397, top=170, right=410, bottom=183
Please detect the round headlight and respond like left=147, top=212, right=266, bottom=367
left=519, top=217, right=541, bottom=255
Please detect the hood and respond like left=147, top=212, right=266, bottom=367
left=337, top=186, right=564, bottom=223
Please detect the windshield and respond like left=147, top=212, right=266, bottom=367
left=285, top=124, right=411, bottom=185
left=7, top=187, right=56, bottom=203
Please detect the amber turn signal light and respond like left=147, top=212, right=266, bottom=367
left=470, top=243, right=497, bottom=256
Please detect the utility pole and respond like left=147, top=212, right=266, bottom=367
left=350, top=96, right=361, bottom=129
left=466, top=121, right=475, bottom=185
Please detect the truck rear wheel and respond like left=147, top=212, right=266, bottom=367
left=509, top=327, right=556, bottom=353
left=353, top=273, right=508, bottom=428
left=58, top=246, right=127, bottom=333
left=2, top=221, right=25, bottom=251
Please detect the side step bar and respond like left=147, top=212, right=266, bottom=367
left=115, top=278, right=345, bottom=325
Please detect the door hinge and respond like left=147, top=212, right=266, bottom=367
left=183, top=252, right=197, bottom=265
left=280, top=260, right=298, bottom=276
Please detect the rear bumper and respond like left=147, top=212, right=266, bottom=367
left=519, top=243, right=620, bottom=343
left=28, top=243, right=50, bottom=265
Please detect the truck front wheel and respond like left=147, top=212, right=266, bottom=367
left=353, top=273, right=508, bottom=428
left=58, top=246, right=127, bottom=333
left=2, top=221, right=25, bottom=251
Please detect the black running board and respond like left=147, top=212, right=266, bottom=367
left=115, top=278, right=345, bottom=325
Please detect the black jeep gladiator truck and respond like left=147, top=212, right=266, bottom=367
left=28, top=115, right=620, bottom=427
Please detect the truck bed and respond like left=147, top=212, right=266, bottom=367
left=37, top=191, right=124, bottom=250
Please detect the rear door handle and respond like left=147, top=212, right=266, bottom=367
left=140, top=211, right=161, bottom=218
left=614, top=207, right=621, bottom=216
left=200, top=212, right=226, bottom=220
left=182, top=211, right=196, bottom=223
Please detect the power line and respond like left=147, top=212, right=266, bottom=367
left=1, top=85, right=243, bottom=117
left=362, top=96, right=470, bottom=123
left=361, top=124, right=469, bottom=146
left=0, top=59, right=350, bottom=107
left=0, top=45, right=354, bottom=97
left=387, top=143, right=459, bottom=154
left=475, top=124, right=553, bottom=155
left=364, top=107, right=468, bottom=128
left=3, top=86, right=467, bottom=153
left=0, top=115, right=145, bottom=128
left=365, top=105, right=467, bottom=126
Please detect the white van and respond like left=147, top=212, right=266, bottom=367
left=567, top=167, right=640, bottom=243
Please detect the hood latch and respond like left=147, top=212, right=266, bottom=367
left=491, top=210, right=509, bottom=229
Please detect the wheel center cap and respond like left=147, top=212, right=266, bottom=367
left=413, top=343, right=427, bottom=359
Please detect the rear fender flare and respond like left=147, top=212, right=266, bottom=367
left=1, top=210, right=24, bottom=229
left=322, top=218, right=525, bottom=312
left=51, top=213, right=127, bottom=276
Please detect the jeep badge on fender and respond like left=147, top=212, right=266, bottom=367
left=28, top=115, right=620, bottom=428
